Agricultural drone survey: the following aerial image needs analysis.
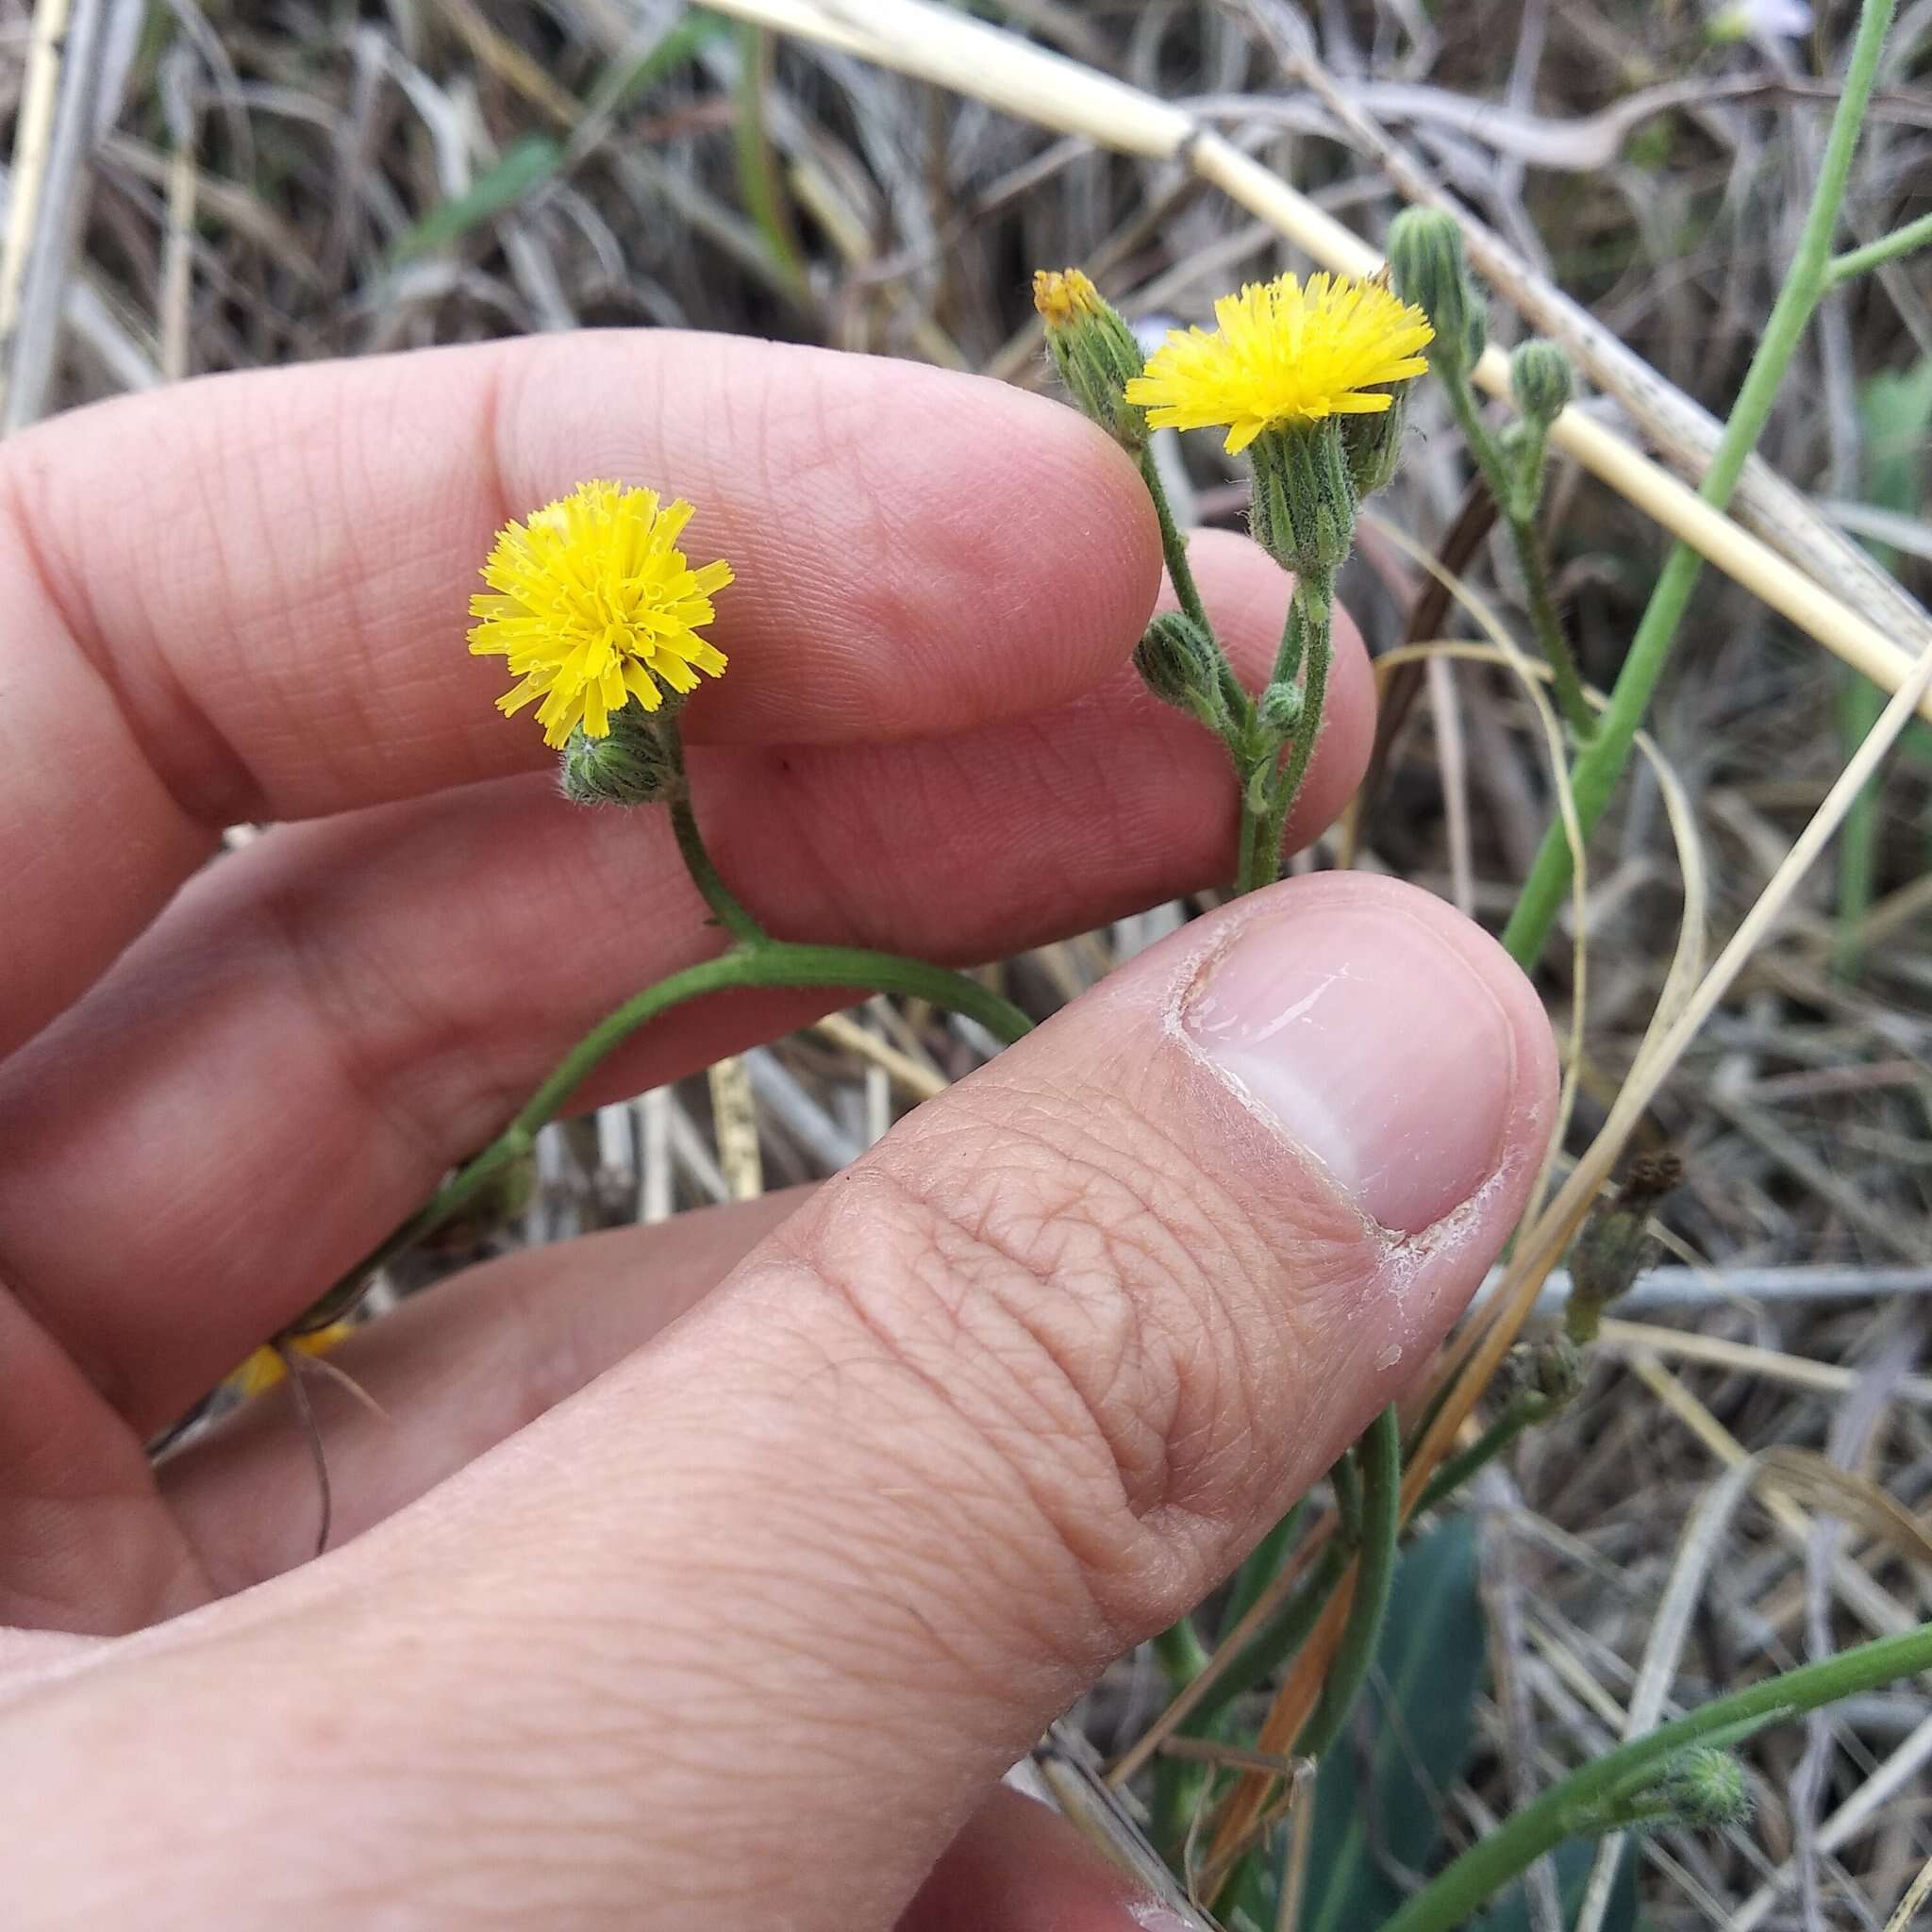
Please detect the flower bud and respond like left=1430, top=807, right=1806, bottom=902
left=560, top=700, right=678, bottom=807
left=1606, top=1747, right=1754, bottom=1833
left=1388, top=208, right=1486, bottom=373
left=1657, top=1748, right=1753, bottom=1828
left=1257, top=680, right=1305, bottom=738
left=1503, top=1335, right=1584, bottom=1412
left=1341, top=383, right=1410, bottom=500
left=1134, top=611, right=1227, bottom=727
left=1033, top=267, right=1149, bottom=452
left=1247, top=419, right=1357, bottom=580
left=1566, top=1151, right=1684, bottom=1343
left=1510, top=339, right=1574, bottom=427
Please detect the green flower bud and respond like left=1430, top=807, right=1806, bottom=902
left=1565, top=1151, right=1684, bottom=1343
left=1033, top=268, right=1149, bottom=453
left=1510, top=339, right=1574, bottom=428
left=1388, top=208, right=1486, bottom=373
left=1651, top=1748, right=1753, bottom=1830
left=1257, top=680, right=1305, bottom=738
left=1503, top=1335, right=1584, bottom=1411
left=559, top=700, right=678, bottom=808
left=1341, top=383, right=1410, bottom=499
left=1134, top=611, right=1226, bottom=727
left=1247, top=419, right=1357, bottom=580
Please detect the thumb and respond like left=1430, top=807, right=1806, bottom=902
left=6, top=875, right=1556, bottom=1932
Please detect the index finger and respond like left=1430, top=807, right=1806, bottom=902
left=0, top=333, right=1159, bottom=1058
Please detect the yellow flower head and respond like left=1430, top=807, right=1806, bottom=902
left=469, top=480, right=734, bottom=748
left=1032, top=267, right=1105, bottom=326
left=1124, top=271, right=1434, bottom=456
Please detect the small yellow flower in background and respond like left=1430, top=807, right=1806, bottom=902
left=228, top=1323, right=356, bottom=1401
left=1126, top=271, right=1433, bottom=456
left=469, top=480, right=734, bottom=749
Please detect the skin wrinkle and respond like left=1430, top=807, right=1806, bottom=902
left=792, top=1112, right=1257, bottom=1640
left=0, top=456, right=245, bottom=835
left=754, top=1216, right=1130, bottom=1678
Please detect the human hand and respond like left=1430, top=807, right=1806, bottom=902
left=0, top=332, right=1556, bottom=1928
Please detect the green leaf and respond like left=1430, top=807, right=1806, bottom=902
left=1467, top=1835, right=1639, bottom=1932
left=387, top=8, right=732, bottom=270
left=1297, top=1516, right=1487, bottom=1932
left=389, top=135, right=562, bottom=267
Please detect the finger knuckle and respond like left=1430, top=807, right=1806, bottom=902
left=782, top=1082, right=1300, bottom=1647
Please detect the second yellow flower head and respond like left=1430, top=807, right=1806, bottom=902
left=470, top=479, right=733, bottom=748
left=1126, top=270, right=1433, bottom=456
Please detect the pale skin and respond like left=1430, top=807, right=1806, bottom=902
left=0, top=333, right=1558, bottom=1929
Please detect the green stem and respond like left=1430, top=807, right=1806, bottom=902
left=1247, top=573, right=1334, bottom=893
left=1379, top=1620, right=1932, bottom=1932
left=663, top=722, right=765, bottom=944
left=1221, top=1500, right=1307, bottom=1638
left=1828, top=208, right=1932, bottom=286
left=1139, top=444, right=1212, bottom=637
left=1507, top=510, right=1597, bottom=741
left=1443, top=355, right=1596, bottom=743
left=1293, top=1403, right=1401, bottom=1760
left=299, top=941, right=1033, bottom=1325
left=1410, top=1399, right=1548, bottom=1521
left=1189, top=1541, right=1350, bottom=1734
left=1501, top=0, right=1899, bottom=969
left=1155, top=1614, right=1212, bottom=1689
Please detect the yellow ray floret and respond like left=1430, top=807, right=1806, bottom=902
left=1125, top=271, right=1434, bottom=456
left=227, top=1322, right=356, bottom=1401
left=469, top=479, right=734, bottom=748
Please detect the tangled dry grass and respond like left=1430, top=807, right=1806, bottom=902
left=6, top=0, right=1932, bottom=1925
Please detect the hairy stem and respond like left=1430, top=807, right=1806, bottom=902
left=299, top=941, right=1033, bottom=1327
left=663, top=721, right=765, bottom=943
left=1292, top=1403, right=1401, bottom=1760
left=1379, top=1620, right=1932, bottom=1932
left=1507, top=509, right=1596, bottom=741
left=1139, top=443, right=1212, bottom=636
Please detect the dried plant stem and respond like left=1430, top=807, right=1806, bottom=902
left=0, top=0, right=73, bottom=420
left=704, top=0, right=1932, bottom=729
left=1377, top=1622, right=1932, bottom=1932
left=1503, top=0, right=1903, bottom=967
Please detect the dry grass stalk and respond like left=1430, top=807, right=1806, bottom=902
left=707, top=0, right=1932, bottom=726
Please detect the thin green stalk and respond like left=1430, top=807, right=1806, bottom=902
left=1828, top=208, right=1932, bottom=286
left=1189, top=1540, right=1350, bottom=1734
left=1223, top=1500, right=1307, bottom=1637
left=1441, top=354, right=1595, bottom=744
left=1507, top=510, right=1596, bottom=741
left=1155, top=1614, right=1212, bottom=1689
left=1250, top=573, right=1333, bottom=891
left=1151, top=1612, right=1214, bottom=1855
left=298, top=941, right=1034, bottom=1327
left=1410, top=1403, right=1543, bottom=1521
left=1503, top=0, right=1900, bottom=968
left=1292, top=1402, right=1401, bottom=1760
left=662, top=722, right=765, bottom=944
left=1139, top=444, right=1213, bottom=638
left=1378, top=1620, right=1932, bottom=1932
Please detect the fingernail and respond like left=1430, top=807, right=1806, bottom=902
left=1185, top=898, right=1516, bottom=1235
